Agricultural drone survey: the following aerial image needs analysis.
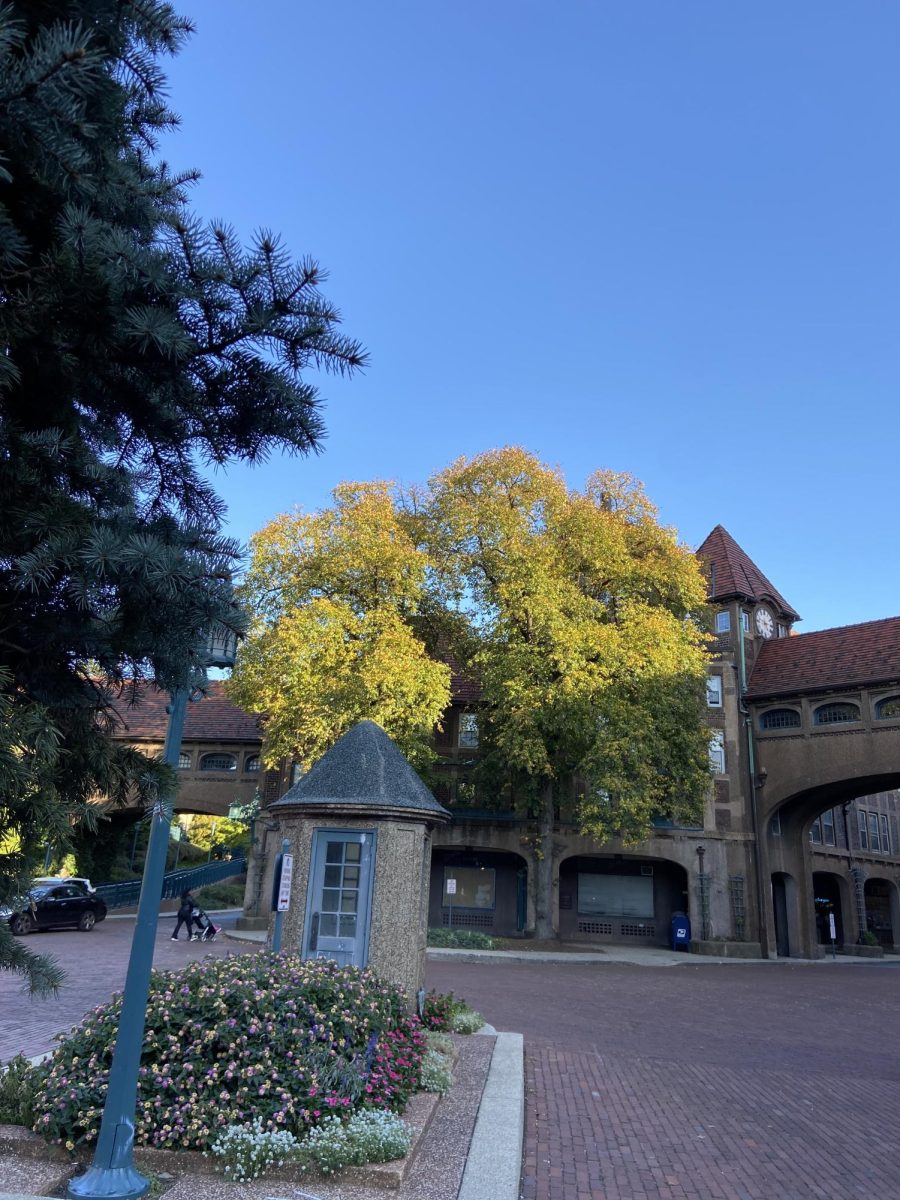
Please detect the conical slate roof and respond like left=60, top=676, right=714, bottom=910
left=696, top=525, right=800, bottom=620
left=271, top=720, right=450, bottom=820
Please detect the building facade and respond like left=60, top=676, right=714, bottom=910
left=112, top=527, right=900, bottom=957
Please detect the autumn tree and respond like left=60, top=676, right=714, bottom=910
left=0, top=1, right=364, bottom=989
left=421, top=448, right=711, bottom=937
left=226, top=483, right=451, bottom=773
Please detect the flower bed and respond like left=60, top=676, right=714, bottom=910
left=32, top=955, right=426, bottom=1154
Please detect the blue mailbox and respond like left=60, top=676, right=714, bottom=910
left=671, top=912, right=691, bottom=951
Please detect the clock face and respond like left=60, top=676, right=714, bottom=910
left=755, top=608, right=775, bottom=639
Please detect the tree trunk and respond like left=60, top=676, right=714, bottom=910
left=533, top=778, right=556, bottom=939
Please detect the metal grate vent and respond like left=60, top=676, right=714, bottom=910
left=577, top=920, right=613, bottom=935
left=442, top=912, right=493, bottom=929
left=621, top=923, right=656, bottom=937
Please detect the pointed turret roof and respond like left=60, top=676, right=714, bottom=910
left=697, top=526, right=800, bottom=621
left=271, top=720, right=450, bottom=820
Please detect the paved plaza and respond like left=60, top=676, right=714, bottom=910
left=3, top=922, right=900, bottom=1200
left=428, top=958, right=900, bottom=1200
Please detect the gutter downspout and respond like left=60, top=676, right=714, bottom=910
left=738, top=627, right=770, bottom=957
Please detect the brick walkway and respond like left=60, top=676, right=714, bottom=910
left=426, top=959, right=900, bottom=1200
left=7, top=927, right=900, bottom=1199
left=0, top=913, right=251, bottom=1061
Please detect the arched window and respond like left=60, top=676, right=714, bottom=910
left=760, top=708, right=801, bottom=731
left=875, top=696, right=900, bottom=720
left=813, top=703, right=860, bottom=726
left=199, top=753, right=237, bottom=771
left=244, top=754, right=261, bottom=773
left=177, top=751, right=192, bottom=769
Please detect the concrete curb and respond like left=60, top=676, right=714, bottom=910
left=458, top=1031, right=524, bottom=1200
left=0, top=1194, right=57, bottom=1200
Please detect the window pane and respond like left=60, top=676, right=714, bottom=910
left=339, top=915, right=357, bottom=937
left=340, top=891, right=358, bottom=913
left=706, top=677, right=722, bottom=707
left=715, top=612, right=731, bottom=633
left=809, top=818, right=822, bottom=845
left=319, top=914, right=337, bottom=937
left=345, top=842, right=361, bottom=863
left=761, top=708, right=801, bottom=730
left=458, top=713, right=480, bottom=748
left=244, top=755, right=260, bottom=773
left=814, top=704, right=860, bottom=725
left=868, top=812, right=880, bottom=852
left=343, top=866, right=360, bottom=886
left=709, top=731, right=725, bottom=774
left=322, top=888, right=340, bottom=912
left=881, top=814, right=891, bottom=854
left=200, top=753, right=236, bottom=771
left=323, top=866, right=341, bottom=888
left=741, top=611, right=750, bottom=632
left=177, top=752, right=191, bottom=769
left=858, top=811, right=868, bottom=849
left=822, top=810, right=836, bottom=846
left=443, top=866, right=495, bottom=909
left=876, top=697, right=900, bottom=719
left=325, top=842, right=344, bottom=863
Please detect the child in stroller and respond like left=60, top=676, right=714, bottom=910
left=189, top=905, right=221, bottom=942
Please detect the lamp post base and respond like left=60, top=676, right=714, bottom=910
left=67, top=1163, right=150, bottom=1200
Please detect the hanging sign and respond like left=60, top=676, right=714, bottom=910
left=271, top=852, right=294, bottom=913
left=446, top=877, right=457, bottom=896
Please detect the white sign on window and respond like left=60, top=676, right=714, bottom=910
left=446, top=877, right=457, bottom=895
left=277, top=853, right=294, bottom=912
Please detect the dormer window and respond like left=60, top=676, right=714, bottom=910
left=813, top=702, right=860, bottom=726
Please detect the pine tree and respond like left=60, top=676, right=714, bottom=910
left=0, top=1, right=366, bottom=989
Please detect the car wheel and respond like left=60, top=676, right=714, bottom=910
left=78, top=911, right=96, bottom=932
left=10, top=912, right=33, bottom=936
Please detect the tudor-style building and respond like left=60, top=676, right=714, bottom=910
left=110, top=526, right=900, bottom=957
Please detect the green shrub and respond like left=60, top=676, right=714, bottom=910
left=422, top=990, right=484, bottom=1035
left=425, top=1031, right=454, bottom=1057
left=419, top=1049, right=452, bottom=1095
left=862, top=931, right=881, bottom=947
left=0, top=1054, right=38, bottom=1126
left=451, top=1008, right=485, bottom=1035
left=294, top=1109, right=413, bottom=1175
left=33, top=956, right=425, bottom=1153
left=427, top=927, right=495, bottom=949
left=193, top=882, right=245, bottom=910
left=208, top=1117, right=299, bottom=1181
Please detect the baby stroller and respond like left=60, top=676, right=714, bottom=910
left=190, top=905, right=221, bottom=942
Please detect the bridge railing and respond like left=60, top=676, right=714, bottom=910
left=96, top=856, right=246, bottom=910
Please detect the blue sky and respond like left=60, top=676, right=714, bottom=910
left=164, top=2, right=899, bottom=633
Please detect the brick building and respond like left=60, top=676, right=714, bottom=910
left=112, top=526, right=900, bottom=957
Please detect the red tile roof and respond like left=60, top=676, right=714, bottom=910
left=746, top=617, right=900, bottom=698
left=108, top=680, right=263, bottom=743
left=697, top=525, right=799, bottom=620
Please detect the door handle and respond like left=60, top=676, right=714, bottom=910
left=309, top=912, right=319, bottom=953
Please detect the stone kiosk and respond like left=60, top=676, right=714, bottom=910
left=269, top=721, right=450, bottom=1004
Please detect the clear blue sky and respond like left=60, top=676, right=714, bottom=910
left=164, top=1, right=899, bottom=633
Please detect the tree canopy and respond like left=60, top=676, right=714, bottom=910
left=232, top=448, right=713, bottom=938
left=0, top=0, right=365, bottom=989
left=226, top=482, right=451, bottom=774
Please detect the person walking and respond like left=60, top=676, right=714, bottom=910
left=171, top=890, right=195, bottom=941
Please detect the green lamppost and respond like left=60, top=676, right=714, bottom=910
left=67, top=626, right=237, bottom=1200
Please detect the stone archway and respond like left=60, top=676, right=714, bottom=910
left=864, top=877, right=899, bottom=949
left=428, top=846, right=528, bottom=937
left=811, top=871, right=850, bottom=947
left=557, top=854, right=689, bottom=947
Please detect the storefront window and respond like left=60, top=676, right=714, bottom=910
left=443, top=866, right=495, bottom=909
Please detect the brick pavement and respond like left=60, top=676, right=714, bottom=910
left=426, top=959, right=900, bottom=1200
left=0, top=914, right=253, bottom=1061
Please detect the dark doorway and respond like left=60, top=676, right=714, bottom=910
left=864, top=879, right=894, bottom=948
left=772, top=872, right=790, bottom=957
left=812, top=872, right=844, bottom=946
